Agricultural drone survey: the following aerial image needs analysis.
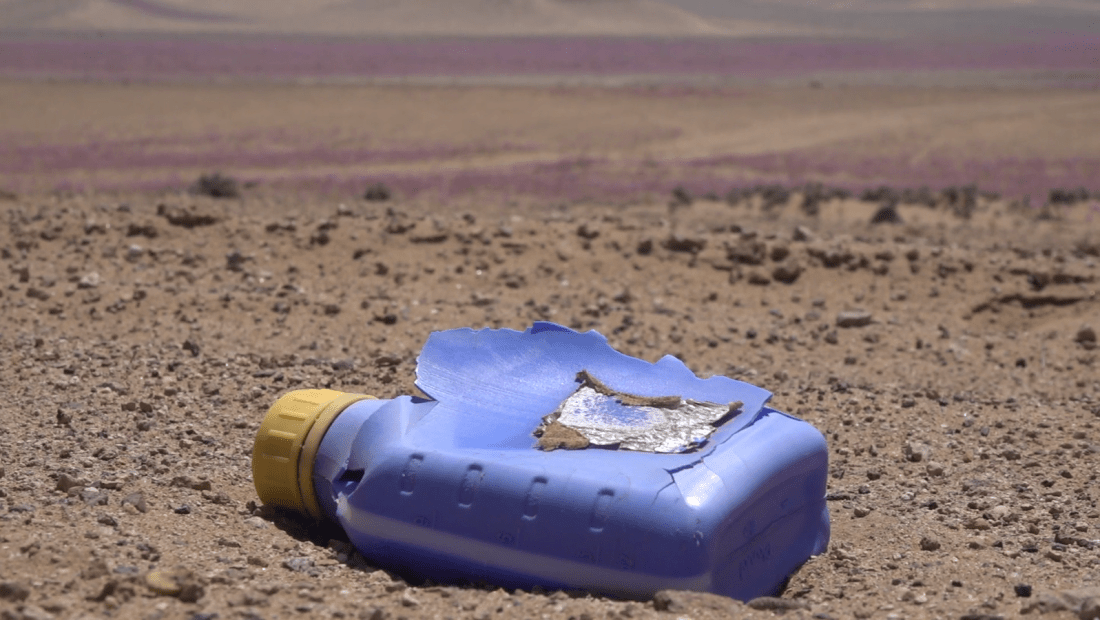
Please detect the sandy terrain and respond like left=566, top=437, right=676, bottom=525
left=1, top=170, right=1099, bottom=620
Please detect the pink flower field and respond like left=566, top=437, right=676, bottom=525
left=1, top=35, right=1098, bottom=83
left=5, top=133, right=1097, bottom=206
left=1, top=33, right=1098, bottom=202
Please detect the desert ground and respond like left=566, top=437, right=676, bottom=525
left=2, top=167, right=1099, bottom=620
left=2, top=2, right=1100, bottom=619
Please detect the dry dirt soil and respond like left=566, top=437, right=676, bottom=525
left=2, top=56, right=1100, bottom=620
left=1, top=182, right=1099, bottom=620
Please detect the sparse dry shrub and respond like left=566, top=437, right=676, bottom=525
left=364, top=182, right=392, bottom=202
left=860, top=185, right=899, bottom=204
left=725, top=187, right=751, bottom=206
left=799, top=183, right=849, bottom=216
left=940, top=184, right=977, bottom=219
left=900, top=186, right=937, bottom=208
left=870, top=201, right=903, bottom=225
left=1048, top=187, right=1090, bottom=205
left=190, top=173, right=240, bottom=199
left=757, top=184, right=790, bottom=211
left=669, top=185, right=693, bottom=207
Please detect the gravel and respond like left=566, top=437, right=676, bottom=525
left=0, top=191, right=1097, bottom=620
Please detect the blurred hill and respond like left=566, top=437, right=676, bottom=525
left=1, top=0, right=1096, bottom=38
left=669, top=0, right=1100, bottom=38
left=0, top=0, right=817, bottom=37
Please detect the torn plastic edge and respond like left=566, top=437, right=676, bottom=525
left=413, top=322, right=774, bottom=454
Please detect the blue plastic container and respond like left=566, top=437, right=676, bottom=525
left=253, top=322, right=829, bottom=600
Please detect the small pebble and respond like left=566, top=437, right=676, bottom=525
left=145, top=568, right=204, bottom=602
left=17, top=604, right=53, bottom=620
left=78, top=272, right=101, bottom=288
left=55, top=473, right=85, bottom=492
left=400, top=591, right=421, bottom=607
left=746, top=596, right=808, bottom=611
left=0, top=581, right=30, bottom=602
left=121, top=492, right=148, bottom=513
left=1075, top=324, right=1097, bottom=348
left=964, top=518, right=992, bottom=531
left=282, top=557, right=314, bottom=572
left=836, top=310, right=873, bottom=328
left=919, top=536, right=941, bottom=551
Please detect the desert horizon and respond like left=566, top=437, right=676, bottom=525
left=2, top=24, right=1099, bottom=202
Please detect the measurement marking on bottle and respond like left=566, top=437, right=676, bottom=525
left=457, top=464, right=484, bottom=507
left=742, top=519, right=757, bottom=539
left=617, top=553, right=635, bottom=570
left=737, top=542, right=773, bottom=582
left=400, top=454, right=424, bottom=495
left=522, top=477, right=547, bottom=519
left=589, top=489, right=614, bottom=532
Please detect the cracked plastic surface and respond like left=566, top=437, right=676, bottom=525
left=310, top=322, right=830, bottom=600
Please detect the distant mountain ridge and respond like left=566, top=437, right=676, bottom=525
left=1, top=0, right=1096, bottom=37
left=665, top=0, right=1100, bottom=38
left=0, top=0, right=809, bottom=37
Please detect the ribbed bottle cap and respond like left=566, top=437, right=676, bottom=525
left=252, top=389, right=373, bottom=519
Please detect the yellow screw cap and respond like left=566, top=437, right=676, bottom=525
left=252, top=389, right=374, bottom=520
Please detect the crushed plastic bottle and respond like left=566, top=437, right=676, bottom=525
left=252, top=322, right=829, bottom=600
